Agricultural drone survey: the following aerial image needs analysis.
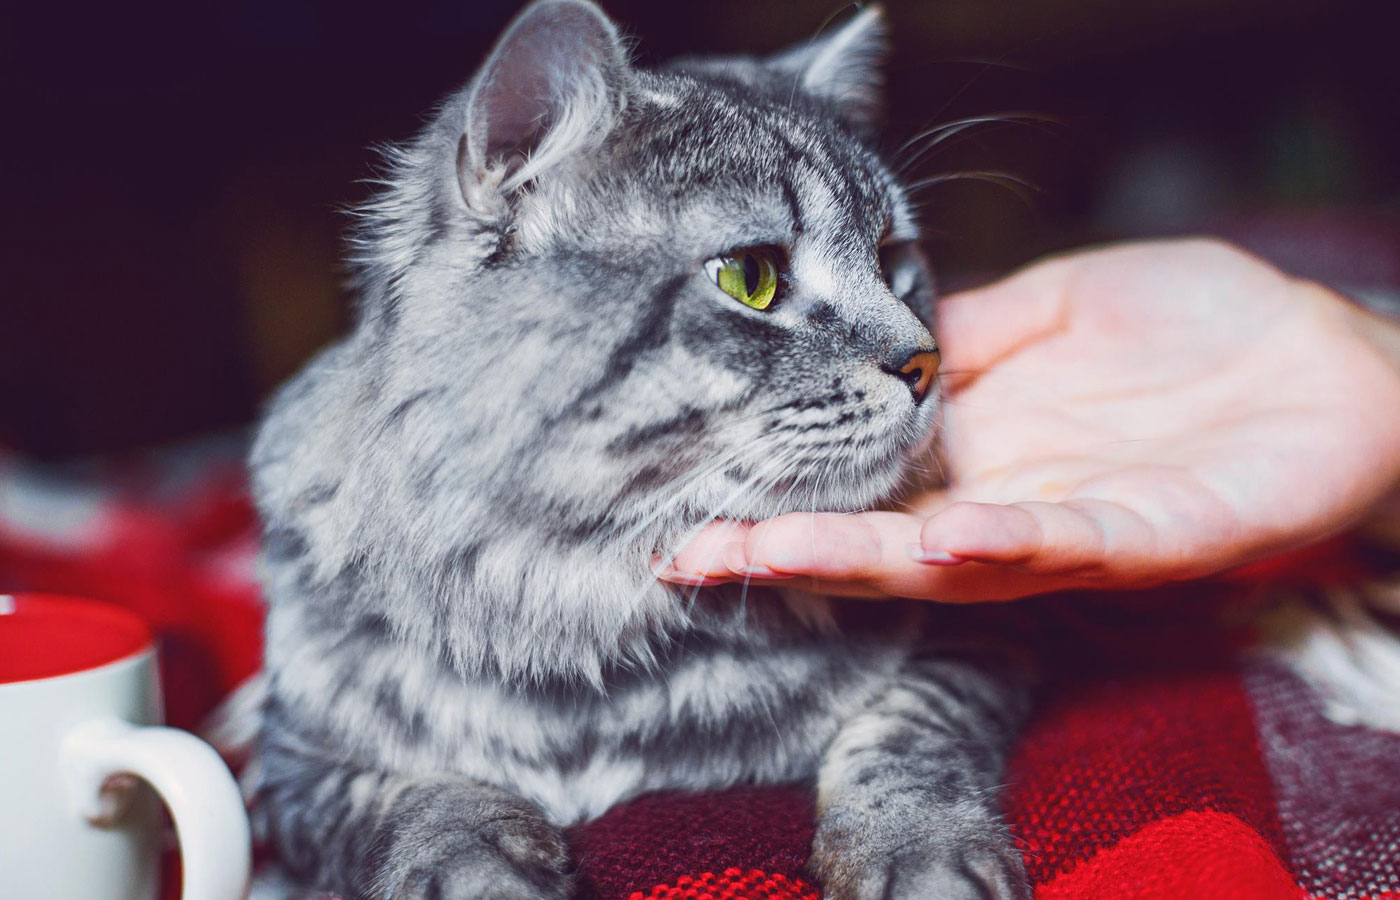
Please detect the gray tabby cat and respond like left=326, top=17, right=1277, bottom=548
left=248, top=2, right=1032, bottom=898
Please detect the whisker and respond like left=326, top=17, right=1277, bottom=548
left=680, top=443, right=810, bottom=614
left=736, top=447, right=811, bottom=621
left=906, top=171, right=1042, bottom=217
left=909, top=51, right=1025, bottom=145
left=605, top=401, right=799, bottom=552
left=906, top=170, right=1039, bottom=199
left=894, top=111, right=1061, bottom=171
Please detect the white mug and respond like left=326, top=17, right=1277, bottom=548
left=0, top=593, right=251, bottom=900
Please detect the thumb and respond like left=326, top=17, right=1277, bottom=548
left=935, top=255, right=1076, bottom=385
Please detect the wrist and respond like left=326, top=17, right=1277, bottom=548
left=1334, top=285, right=1400, bottom=372
left=1327, top=286, right=1400, bottom=544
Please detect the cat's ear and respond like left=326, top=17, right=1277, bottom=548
left=458, top=0, right=630, bottom=213
left=768, top=5, right=888, bottom=129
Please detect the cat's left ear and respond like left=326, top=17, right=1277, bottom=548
left=458, top=0, right=630, bottom=214
left=768, top=5, right=888, bottom=130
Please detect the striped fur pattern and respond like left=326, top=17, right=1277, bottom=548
left=248, top=3, right=1032, bottom=898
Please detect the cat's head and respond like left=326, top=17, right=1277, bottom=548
left=356, top=0, right=936, bottom=533
left=259, top=0, right=939, bottom=680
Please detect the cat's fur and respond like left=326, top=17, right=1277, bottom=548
left=248, top=3, right=1032, bottom=898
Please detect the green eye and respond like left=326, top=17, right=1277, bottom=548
left=705, top=248, right=781, bottom=310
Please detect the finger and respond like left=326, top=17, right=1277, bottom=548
left=737, top=512, right=890, bottom=578
left=668, top=511, right=1094, bottom=602
left=662, top=520, right=752, bottom=580
left=729, top=510, right=1082, bottom=602
left=935, top=259, right=1074, bottom=382
left=729, top=511, right=990, bottom=600
left=748, top=575, right=889, bottom=599
left=762, top=568, right=1079, bottom=603
left=917, top=499, right=1161, bottom=580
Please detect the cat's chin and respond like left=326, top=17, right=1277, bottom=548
left=711, top=459, right=915, bottom=522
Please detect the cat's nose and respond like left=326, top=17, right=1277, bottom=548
left=885, top=346, right=941, bottom=404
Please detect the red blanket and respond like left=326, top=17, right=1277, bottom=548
left=3, top=447, right=1398, bottom=900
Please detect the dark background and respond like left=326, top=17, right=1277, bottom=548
left=3, top=0, right=1395, bottom=459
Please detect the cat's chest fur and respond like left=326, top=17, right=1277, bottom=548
left=265, top=597, right=915, bottom=824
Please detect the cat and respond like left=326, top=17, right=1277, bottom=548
left=247, top=2, right=1033, bottom=898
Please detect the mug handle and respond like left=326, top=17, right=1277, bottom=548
left=63, top=717, right=252, bottom=900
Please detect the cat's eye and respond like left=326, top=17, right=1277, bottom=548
left=878, top=240, right=935, bottom=323
left=878, top=242, right=909, bottom=296
left=879, top=242, right=929, bottom=302
left=704, top=248, right=781, bottom=310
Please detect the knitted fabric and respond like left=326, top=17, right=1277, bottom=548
left=1005, top=661, right=1287, bottom=886
left=3, top=449, right=1398, bottom=900
left=624, top=869, right=819, bottom=900
left=573, top=788, right=813, bottom=900
left=1247, top=661, right=1400, bottom=900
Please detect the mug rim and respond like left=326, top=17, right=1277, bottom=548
left=0, top=593, right=154, bottom=686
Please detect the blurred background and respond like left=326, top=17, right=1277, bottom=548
left=4, top=0, right=1397, bottom=459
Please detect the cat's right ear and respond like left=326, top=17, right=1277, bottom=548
left=767, top=5, right=887, bottom=131
left=458, top=0, right=630, bottom=215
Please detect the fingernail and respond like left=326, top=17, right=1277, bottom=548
left=906, top=544, right=966, bottom=566
left=734, top=565, right=795, bottom=580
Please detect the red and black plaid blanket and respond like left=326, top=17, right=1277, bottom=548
left=3, top=442, right=1398, bottom=900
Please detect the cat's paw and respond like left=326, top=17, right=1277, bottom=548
left=810, top=808, right=1028, bottom=900
left=388, top=810, right=572, bottom=900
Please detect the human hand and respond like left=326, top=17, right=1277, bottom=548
left=660, top=239, right=1400, bottom=602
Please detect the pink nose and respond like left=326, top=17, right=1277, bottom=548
left=898, top=348, right=941, bottom=403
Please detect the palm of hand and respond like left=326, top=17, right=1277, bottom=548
left=929, top=240, right=1400, bottom=583
left=665, top=240, right=1400, bottom=601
